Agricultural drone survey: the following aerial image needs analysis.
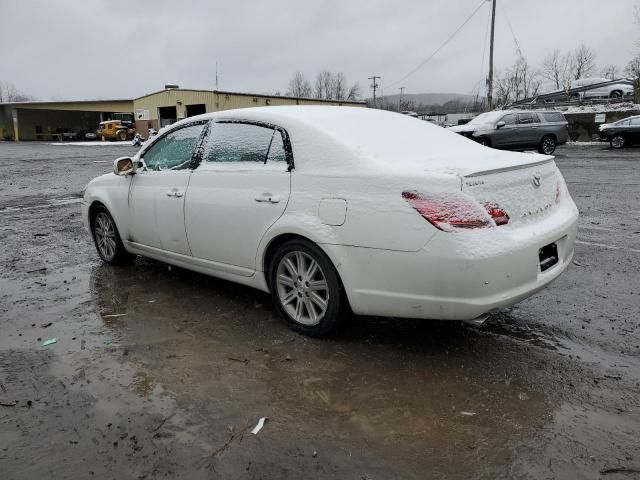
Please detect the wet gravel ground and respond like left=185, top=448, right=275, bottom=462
left=0, top=141, right=639, bottom=479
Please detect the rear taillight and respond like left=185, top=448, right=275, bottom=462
left=484, top=203, right=510, bottom=226
left=402, top=191, right=493, bottom=231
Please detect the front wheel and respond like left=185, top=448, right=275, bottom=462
left=91, top=206, right=130, bottom=264
left=116, top=130, right=128, bottom=141
left=609, top=90, right=622, bottom=99
left=538, top=135, right=556, bottom=155
left=610, top=134, right=625, bottom=149
left=269, top=239, right=346, bottom=337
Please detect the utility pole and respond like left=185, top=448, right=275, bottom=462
left=369, top=76, right=381, bottom=107
left=399, top=86, right=406, bottom=111
left=487, top=0, right=496, bottom=110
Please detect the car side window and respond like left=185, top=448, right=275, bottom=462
left=142, top=123, right=205, bottom=171
left=517, top=113, right=538, bottom=125
left=543, top=112, right=566, bottom=123
left=630, top=118, right=640, bottom=126
left=501, top=114, right=516, bottom=125
left=204, top=122, right=281, bottom=163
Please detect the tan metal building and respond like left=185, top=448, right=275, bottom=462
left=133, top=88, right=365, bottom=136
left=0, top=87, right=365, bottom=141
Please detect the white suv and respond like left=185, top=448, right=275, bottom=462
left=573, top=77, right=634, bottom=99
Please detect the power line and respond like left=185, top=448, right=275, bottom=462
left=386, top=0, right=488, bottom=88
left=499, top=1, right=523, bottom=58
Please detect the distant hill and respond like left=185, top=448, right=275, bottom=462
left=377, top=92, right=479, bottom=106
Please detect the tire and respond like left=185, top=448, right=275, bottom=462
left=538, top=135, right=556, bottom=155
left=116, top=130, right=128, bottom=141
left=91, top=206, right=131, bottom=264
left=610, top=90, right=623, bottom=99
left=610, top=134, right=625, bottom=149
left=477, top=137, right=491, bottom=147
left=268, top=239, right=346, bottom=337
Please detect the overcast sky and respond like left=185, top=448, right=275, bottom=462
left=2, top=0, right=638, bottom=101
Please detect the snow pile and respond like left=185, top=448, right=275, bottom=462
left=559, top=102, right=640, bottom=114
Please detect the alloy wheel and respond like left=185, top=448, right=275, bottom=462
left=611, top=135, right=625, bottom=149
left=276, top=251, right=329, bottom=326
left=542, top=137, right=555, bottom=154
left=94, top=212, right=117, bottom=261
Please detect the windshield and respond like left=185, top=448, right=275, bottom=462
left=467, top=112, right=504, bottom=126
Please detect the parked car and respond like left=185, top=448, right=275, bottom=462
left=54, top=128, right=79, bottom=140
left=449, top=110, right=568, bottom=154
left=599, top=115, right=640, bottom=148
left=82, top=107, right=578, bottom=336
left=572, top=77, right=634, bottom=99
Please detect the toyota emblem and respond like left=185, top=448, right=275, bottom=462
left=533, top=175, right=542, bottom=187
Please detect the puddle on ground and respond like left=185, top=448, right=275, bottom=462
left=84, top=259, right=553, bottom=479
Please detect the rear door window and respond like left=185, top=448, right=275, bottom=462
left=517, top=113, right=538, bottom=125
left=630, top=118, right=640, bottom=126
left=204, top=122, right=286, bottom=164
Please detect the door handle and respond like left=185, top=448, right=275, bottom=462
left=166, top=190, right=184, bottom=198
left=254, top=193, right=280, bottom=203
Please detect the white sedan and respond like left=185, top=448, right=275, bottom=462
left=82, top=106, right=579, bottom=336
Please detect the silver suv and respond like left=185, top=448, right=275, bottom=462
left=449, top=110, right=568, bottom=154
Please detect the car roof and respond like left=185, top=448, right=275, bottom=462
left=162, top=106, right=551, bottom=175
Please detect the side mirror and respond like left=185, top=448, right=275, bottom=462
left=114, top=157, right=134, bottom=176
left=496, top=121, right=506, bottom=129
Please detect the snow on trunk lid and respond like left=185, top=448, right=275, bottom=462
left=461, top=159, right=558, bottom=226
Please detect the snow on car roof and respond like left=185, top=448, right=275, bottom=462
left=174, top=106, right=551, bottom=176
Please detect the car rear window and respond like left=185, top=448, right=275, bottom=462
left=542, top=112, right=566, bottom=123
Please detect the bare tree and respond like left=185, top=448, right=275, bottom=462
left=601, top=65, right=620, bottom=80
left=626, top=53, right=640, bottom=103
left=346, top=83, right=360, bottom=100
left=311, top=71, right=360, bottom=101
left=314, top=71, right=333, bottom=99
left=286, top=71, right=312, bottom=98
left=493, top=55, right=541, bottom=106
left=626, top=54, right=640, bottom=79
left=540, top=49, right=574, bottom=90
left=0, top=81, right=34, bottom=103
left=572, top=44, right=597, bottom=80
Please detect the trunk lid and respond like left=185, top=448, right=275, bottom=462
left=461, top=158, right=559, bottom=226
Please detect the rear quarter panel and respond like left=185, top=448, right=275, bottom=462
left=262, top=171, right=462, bottom=253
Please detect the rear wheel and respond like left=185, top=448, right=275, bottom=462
left=117, top=130, right=128, bottom=141
left=538, top=135, right=557, bottom=155
left=610, top=134, right=625, bottom=149
left=609, top=90, right=623, bottom=99
left=91, top=206, right=130, bottom=264
left=269, top=239, right=345, bottom=337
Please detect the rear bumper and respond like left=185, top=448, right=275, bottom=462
left=330, top=199, right=579, bottom=321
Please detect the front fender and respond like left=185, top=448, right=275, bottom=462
left=83, top=174, right=131, bottom=241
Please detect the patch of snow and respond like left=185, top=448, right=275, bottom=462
left=559, top=102, right=640, bottom=114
